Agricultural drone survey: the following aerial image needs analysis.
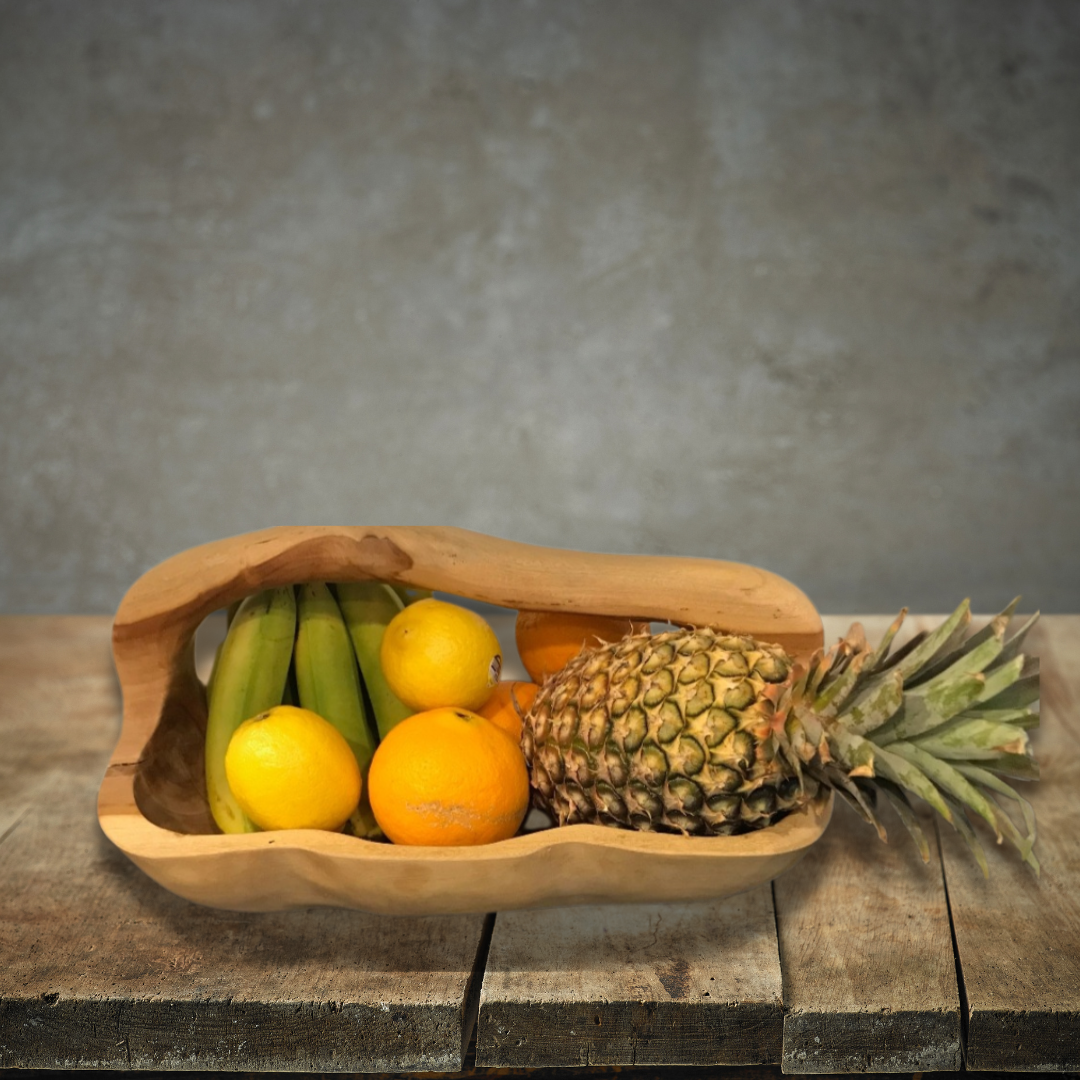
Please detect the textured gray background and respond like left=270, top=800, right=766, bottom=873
left=2, top=0, right=1078, bottom=616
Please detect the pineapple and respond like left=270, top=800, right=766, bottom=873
left=522, top=599, right=1040, bottom=875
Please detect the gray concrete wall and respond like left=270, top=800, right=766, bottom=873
left=2, top=0, right=1077, bottom=616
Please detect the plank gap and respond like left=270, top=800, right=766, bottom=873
left=938, top=814, right=971, bottom=1071
left=770, top=879, right=785, bottom=991
left=461, top=912, right=497, bottom=1070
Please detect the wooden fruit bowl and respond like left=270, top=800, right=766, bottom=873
left=99, top=526, right=831, bottom=915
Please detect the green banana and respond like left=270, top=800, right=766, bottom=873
left=204, top=600, right=245, bottom=703
left=205, top=587, right=297, bottom=834
left=294, top=582, right=380, bottom=835
left=336, top=581, right=415, bottom=738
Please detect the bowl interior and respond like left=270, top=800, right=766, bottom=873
left=132, top=663, right=217, bottom=835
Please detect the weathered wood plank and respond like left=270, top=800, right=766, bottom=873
left=935, top=615, right=1080, bottom=1072
left=476, top=891, right=784, bottom=1068
left=772, top=615, right=962, bottom=1074
left=774, top=799, right=961, bottom=1073
left=0, top=616, right=489, bottom=1073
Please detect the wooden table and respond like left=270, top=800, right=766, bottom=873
left=1, top=614, right=1077, bottom=1074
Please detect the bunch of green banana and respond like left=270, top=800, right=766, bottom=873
left=205, top=588, right=297, bottom=835
left=204, top=579, right=424, bottom=837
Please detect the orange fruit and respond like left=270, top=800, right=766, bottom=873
left=515, top=610, right=642, bottom=683
left=367, top=707, right=529, bottom=846
left=381, top=598, right=502, bottom=712
left=224, top=705, right=362, bottom=832
left=477, top=681, right=541, bottom=742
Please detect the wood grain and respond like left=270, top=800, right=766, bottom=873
left=935, top=615, right=1080, bottom=1072
left=476, top=891, right=783, bottom=1068
left=0, top=616, right=489, bottom=1073
left=772, top=615, right=963, bottom=1074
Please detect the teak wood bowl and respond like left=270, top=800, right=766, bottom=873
left=99, top=526, right=832, bottom=915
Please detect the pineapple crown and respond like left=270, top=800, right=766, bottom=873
left=766, top=599, right=1040, bottom=876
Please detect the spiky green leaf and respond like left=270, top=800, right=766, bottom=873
left=812, top=651, right=868, bottom=717
left=947, top=752, right=1040, bottom=781
left=963, top=707, right=1040, bottom=730
left=814, top=764, right=887, bottom=842
left=910, top=717, right=1030, bottom=760
left=908, top=603, right=1012, bottom=687
left=873, top=680, right=979, bottom=744
left=992, top=610, right=1039, bottom=670
left=872, top=745, right=955, bottom=826
left=828, top=728, right=878, bottom=776
left=882, top=629, right=928, bottom=671
left=863, top=609, right=909, bottom=674
left=979, top=671, right=1040, bottom=711
left=988, top=811, right=1041, bottom=875
left=939, top=793, right=990, bottom=878
left=838, top=668, right=904, bottom=736
left=975, top=655, right=1024, bottom=704
left=953, top=762, right=1039, bottom=860
left=805, top=651, right=832, bottom=698
left=885, top=599, right=971, bottom=682
left=919, top=670, right=988, bottom=722
left=887, top=741, right=1003, bottom=841
left=875, top=777, right=931, bottom=864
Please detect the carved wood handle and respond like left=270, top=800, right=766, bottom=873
left=111, top=526, right=824, bottom=760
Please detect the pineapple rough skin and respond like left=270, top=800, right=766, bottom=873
left=522, top=600, right=1041, bottom=876
left=524, top=628, right=807, bottom=835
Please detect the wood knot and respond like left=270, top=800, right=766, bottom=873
left=355, top=534, right=414, bottom=577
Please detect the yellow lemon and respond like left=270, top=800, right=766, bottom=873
left=380, top=598, right=502, bottom=711
left=367, top=707, right=529, bottom=846
left=224, top=705, right=362, bottom=832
